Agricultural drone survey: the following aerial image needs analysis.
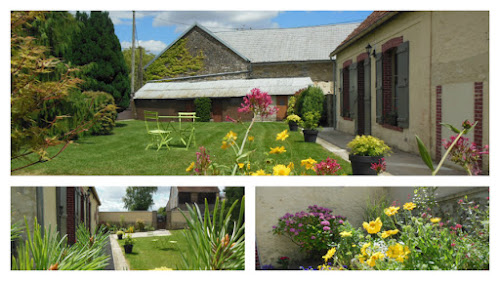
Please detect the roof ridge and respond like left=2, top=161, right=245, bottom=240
left=213, top=21, right=361, bottom=33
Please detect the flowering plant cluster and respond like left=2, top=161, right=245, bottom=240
left=238, top=88, right=278, bottom=118
left=288, top=192, right=488, bottom=270
left=443, top=135, right=488, bottom=175
left=272, top=205, right=346, bottom=253
left=416, top=119, right=489, bottom=175
left=370, top=158, right=387, bottom=174
left=277, top=256, right=290, bottom=269
left=347, top=135, right=391, bottom=157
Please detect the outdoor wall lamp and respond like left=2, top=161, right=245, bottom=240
left=365, top=44, right=372, bottom=56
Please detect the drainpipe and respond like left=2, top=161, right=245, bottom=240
left=331, top=58, right=337, bottom=129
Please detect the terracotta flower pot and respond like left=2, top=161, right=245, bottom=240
left=349, top=154, right=384, bottom=175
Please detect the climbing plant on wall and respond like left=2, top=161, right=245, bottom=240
left=145, top=38, right=205, bottom=81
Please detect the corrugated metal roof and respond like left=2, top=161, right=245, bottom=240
left=134, top=77, right=313, bottom=99
left=214, top=23, right=360, bottom=63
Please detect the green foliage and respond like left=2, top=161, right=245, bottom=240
left=122, top=187, right=158, bottom=211
left=362, top=194, right=395, bottom=232
left=300, top=111, right=321, bottom=130
left=145, top=38, right=204, bottom=81
left=135, top=219, right=145, bottom=231
left=27, top=11, right=82, bottom=59
left=122, top=47, right=155, bottom=92
left=11, top=11, right=88, bottom=171
left=69, top=11, right=130, bottom=111
left=194, top=97, right=212, bottom=122
left=11, top=221, right=24, bottom=241
left=287, top=96, right=297, bottom=116
left=180, top=196, right=245, bottom=270
left=124, top=234, right=135, bottom=246
left=11, top=217, right=110, bottom=270
left=347, top=135, right=391, bottom=157
left=157, top=207, right=167, bottom=216
left=83, top=91, right=118, bottom=135
left=295, top=86, right=325, bottom=118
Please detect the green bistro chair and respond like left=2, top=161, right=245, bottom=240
left=144, top=110, right=172, bottom=151
left=177, top=112, right=198, bottom=150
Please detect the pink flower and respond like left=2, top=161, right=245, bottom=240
left=314, top=157, right=342, bottom=175
left=451, top=243, right=456, bottom=247
left=320, top=220, right=330, bottom=226
left=323, top=226, right=331, bottom=231
left=370, top=158, right=387, bottom=174
left=443, top=135, right=488, bottom=175
left=238, top=88, right=278, bottom=118
left=311, top=236, right=316, bottom=240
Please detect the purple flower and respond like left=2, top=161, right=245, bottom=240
left=323, top=226, right=331, bottom=231
left=311, top=236, right=316, bottom=240
left=320, top=220, right=330, bottom=226
left=290, top=228, right=295, bottom=232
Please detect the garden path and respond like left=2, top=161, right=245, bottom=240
left=317, top=127, right=465, bottom=175
left=110, top=230, right=172, bottom=270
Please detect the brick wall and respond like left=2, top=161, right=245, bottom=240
left=66, top=187, right=75, bottom=244
left=474, top=82, right=483, bottom=168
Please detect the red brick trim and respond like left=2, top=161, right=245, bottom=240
left=474, top=82, right=483, bottom=168
left=343, top=117, right=353, bottom=121
left=66, top=187, right=75, bottom=245
left=382, top=123, right=403, bottom=132
left=436, top=85, right=442, bottom=160
left=382, top=36, right=403, bottom=53
left=357, top=52, right=369, bottom=62
left=343, top=59, right=353, bottom=68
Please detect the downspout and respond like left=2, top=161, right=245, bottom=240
left=429, top=12, right=434, bottom=158
left=332, top=58, right=337, bottom=129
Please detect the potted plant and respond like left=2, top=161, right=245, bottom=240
left=300, top=111, right=321, bottom=143
left=116, top=230, right=124, bottom=240
left=285, top=114, right=301, bottom=131
left=347, top=135, right=391, bottom=175
left=123, top=234, right=135, bottom=254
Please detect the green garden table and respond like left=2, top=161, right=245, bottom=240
left=159, top=112, right=199, bottom=150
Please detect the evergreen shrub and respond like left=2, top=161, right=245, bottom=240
left=194, top=97, right=212, bottom=122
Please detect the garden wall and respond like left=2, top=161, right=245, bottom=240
left=255, top=186, right=386, bottom=265
left=99, top=211, right=157, bottom=229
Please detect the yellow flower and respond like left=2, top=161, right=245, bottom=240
left=339, top=231, right=352, bottom=237
left=248, top=136, right=254, bottom=142
left=269, top=146, right=287, bottom=154
left=384, top=206, right=400, bottom=216
left=386, top=244, right=410, bottom=262
left=367, top=252, right=385, bottom=267
left=273, top=164, right=291, bottom=176
left=238, top=163, right=245, bottom=169
left=360, top=242, right=371, bottom=256
left=247, top=163, right=251, bottom=170
left=186, top=162, right=195, bottom=172
left=276, top=129, right=289, bottom=141
left=381, top=229, right=399, bottom=239
left=224, top=130, right=237, bottom=141
left=403, top=202, right=416, bottom=211
left=363, top=217, right=383, bottom=234
left=430, top=217, right=441, bottom=223
left=358, top=256, right=366, bottom=264
left=221, top=141, right=230, bottom=149
left=287, top=162, right=294, bottom=170
left=152, top=267, right=173, bottom=270
left=300, top=157, right=317, bottom=170
left=251, top=169, right=270, bottom=176
left=322, top=247, right=336, bottom=262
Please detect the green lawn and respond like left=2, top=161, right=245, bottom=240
left=118, top=231, right=188, bottom=270
left=12, top=120, right=351, bottom=175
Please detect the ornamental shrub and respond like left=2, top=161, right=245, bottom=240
left=347, top=135, right=391, bottom=157
left=295, top=86, right=325, bottom=118
left=272, top=205, right=346, bottom=254
left=194, top=97, right=212, bottom=122
left=83, top=91, right=117, bottom=135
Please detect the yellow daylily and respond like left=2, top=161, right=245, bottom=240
left=381, top=229, right=399, bottom=239
left=248, top=136, right=255, bottom=142
left=430, top=217, right=441, bottom=223
left=276, top=129, right=289, bottom=141
left=301, top=157, right=317, bottom=170
left=367, top=252, right=385, bottom=267
left=221, top=141, right=230, bottom=149
left=186, top=162, right=195, bottom=172
left=322, top=247, right=336, bottom=262
left=251, top=169, right=270, bottom=176
left=403, top=202, right=416, bottom=211
left=269, top=146, right=286, bottom=154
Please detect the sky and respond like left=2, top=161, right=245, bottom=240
left=112, top=11, right=373, bottom=55
left=95, top=186, right=226, bottom=211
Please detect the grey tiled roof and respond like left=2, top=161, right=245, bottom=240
left=214, top=23, right=360, bottom=63
left=134, top=77, right=313, bottom=99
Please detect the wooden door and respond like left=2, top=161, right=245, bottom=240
left=276, top=96, right=288, bottom=121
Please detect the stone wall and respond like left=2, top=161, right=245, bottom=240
left=99, top=211, right=158, bottom=229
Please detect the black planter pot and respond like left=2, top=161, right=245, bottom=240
left=124, top=244, right=133, bottom=254
left=117, top=234, right=123, bottom=240
left=349, top=154, right=384, bottom=175
left=288, top=121, right=299, bottom=131
left=303, top=129, right=318, bottom=143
